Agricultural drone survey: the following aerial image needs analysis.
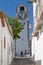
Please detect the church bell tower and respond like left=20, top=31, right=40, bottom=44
left=16, top=3, right=30, bottom=56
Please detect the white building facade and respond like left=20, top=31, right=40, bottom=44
left=31, top=0, right=43, bottom=65
left=0, top=11, right=15, bottom=65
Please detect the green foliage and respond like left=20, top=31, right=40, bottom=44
left=6, top=15, right=24, bottom=39
left=11, top=18, right=24, bottom=39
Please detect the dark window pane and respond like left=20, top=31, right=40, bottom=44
left=20, top=6, right=24, bottom=11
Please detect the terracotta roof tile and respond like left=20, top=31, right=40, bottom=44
left=0, top=11, right=5, bottom=27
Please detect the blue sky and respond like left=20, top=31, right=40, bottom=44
left=0, top=0, right=33, bottom=34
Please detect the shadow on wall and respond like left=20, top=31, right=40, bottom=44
left=35, top=60, right=41, bottom=65
left=32, top=55, right=41, bottom=65
left=32, top=55, right=35, bottom=62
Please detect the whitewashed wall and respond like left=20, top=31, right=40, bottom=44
left=31, top=36, right=37, bottom=61
left=35, top=32, right=43, bottom=65
left=33, top=3, right=36, bottom=18
left=1, top=27, right=14, bottom=65
left=0, top=18, right=15, bottom=65
left=0, top=28, right=3, bottom=65
left=32, top=32, right=43, bottom=65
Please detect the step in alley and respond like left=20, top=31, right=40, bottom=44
left=10, top=57, right=34, bottom=65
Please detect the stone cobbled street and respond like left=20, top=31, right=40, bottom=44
left=10, top=58, right=34, bottom=65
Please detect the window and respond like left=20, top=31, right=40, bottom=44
left=4, top=37, right=6, bottom=49
left=20, top=6, right=24, bottom=11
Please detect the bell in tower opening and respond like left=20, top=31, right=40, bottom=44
left=16, top=3, right=28, bottom=21
left=16, top=3, right=30, bottom=57
left=20, top=6, right=24, bottom=11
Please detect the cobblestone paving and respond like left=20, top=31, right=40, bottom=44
left=10, top=58, right=34, bottom=65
